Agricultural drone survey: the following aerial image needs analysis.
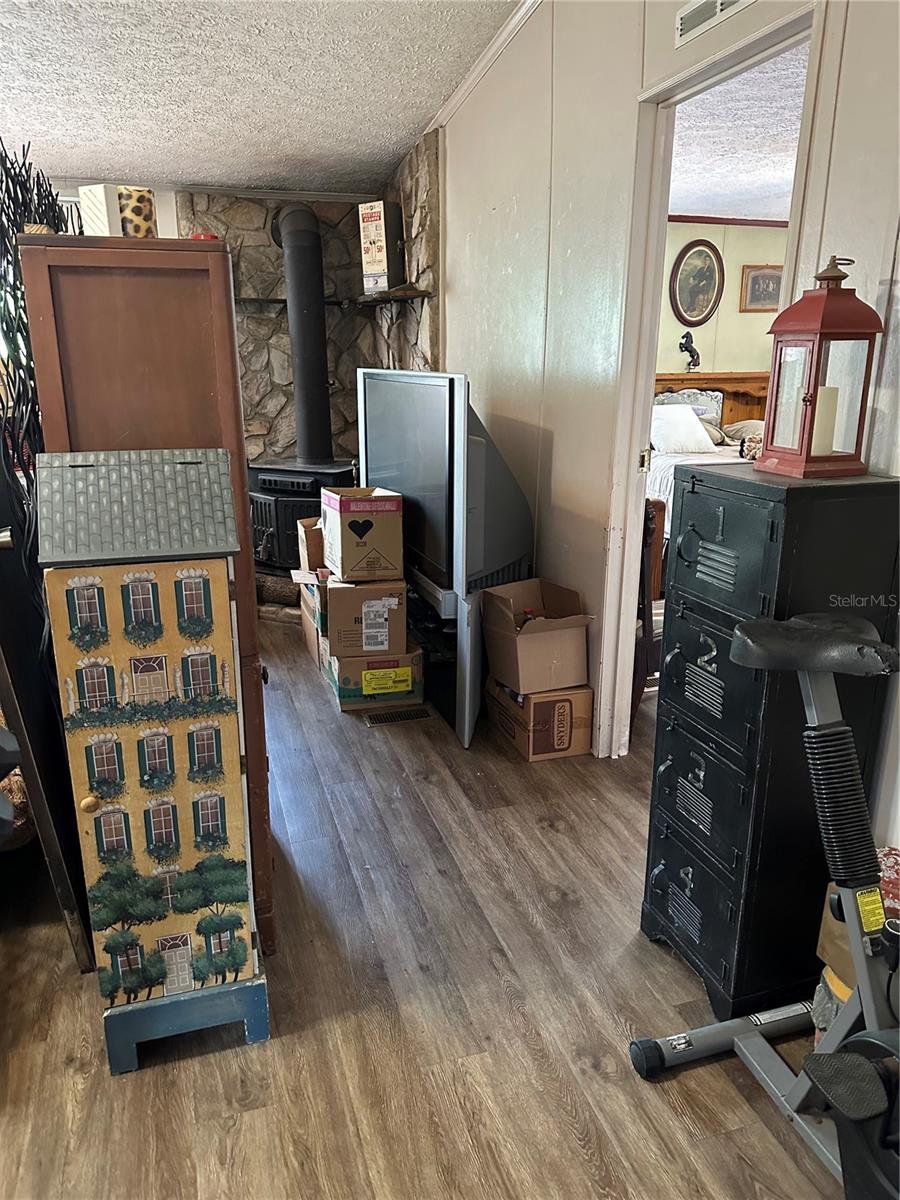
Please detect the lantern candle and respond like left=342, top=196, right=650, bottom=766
left=756, top=257, right=883, bottom=478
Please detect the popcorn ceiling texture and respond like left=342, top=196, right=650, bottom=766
left=0, top=0, right=511, bottom=192
left=670, top=43, right=809, bottom=221
left=175, top=131, right=441, bottom=463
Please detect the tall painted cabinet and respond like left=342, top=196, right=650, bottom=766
left=38, top=449, right=269, bottom=1068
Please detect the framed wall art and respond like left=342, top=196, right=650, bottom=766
left=669, top=239, right=725, bottom=327
left=740, top=263, right=783, bottom=312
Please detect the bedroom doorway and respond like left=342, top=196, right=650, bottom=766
left=598, top=9, right=819, bottom=757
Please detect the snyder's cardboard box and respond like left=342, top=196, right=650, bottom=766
left=297, top=518, right=325, bottom=572
left=327, top=579, right=407, bottom=656
left=321, top=487, right=403, bottom=582
left=320, top=636, right=424, bottom=712
left=485, top=677, right=593, bottom=762
left=481, top=579, right=592, bottom=694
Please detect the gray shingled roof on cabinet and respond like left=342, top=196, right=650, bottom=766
left=37, top=448, right=240, bottom=566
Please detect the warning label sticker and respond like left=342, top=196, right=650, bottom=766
left=856, top=887, right=886, bottom=933
left=362, top=666, right=412, bottom=695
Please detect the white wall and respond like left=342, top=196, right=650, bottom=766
left=656, top=221, right=788, bottom=372
left=444, top=0, right=899, bottom=840
left=789, top=0, right=899, bottom=845
left=444, top=0, right=644, bottom=669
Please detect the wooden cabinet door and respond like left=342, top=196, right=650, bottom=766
left=20, top=236, right=274, bottom=950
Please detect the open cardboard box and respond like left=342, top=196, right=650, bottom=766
left=481, top=578, right=592, bottom=694
left=297, top=517, right=325, bottom=573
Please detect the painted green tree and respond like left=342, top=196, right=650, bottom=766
left=88, top=863, right=170, bottom=1003
left=171, top=855, right=250, bottom=986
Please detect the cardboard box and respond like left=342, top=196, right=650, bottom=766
left=297, top=517, right=325, bottom=572
left=481, top=579, right=592, bottom=694
left=320, top=637, right=424, bottom=712
left=816, top=883, right=857, bottom=988
left=300, top=599, right=319, bottom=662
left=321, top=487, right=403, bottom=582
left=292, top=570, right=328, bottom=632
left=326, top=579, right=407, bottom=656
left=485, top=677, right=593, bottom=762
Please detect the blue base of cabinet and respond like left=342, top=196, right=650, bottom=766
left=104, top=975, right=270, bottom=1075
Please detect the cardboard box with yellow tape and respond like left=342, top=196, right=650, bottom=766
left=320, top=636, right=424, bottom=712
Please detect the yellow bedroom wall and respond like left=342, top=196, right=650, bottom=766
left=655, top=221, right=789, bottom=373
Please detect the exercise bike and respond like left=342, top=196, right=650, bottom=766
left=630, top=613, right=899, bottom=1200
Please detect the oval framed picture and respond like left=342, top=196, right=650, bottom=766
left=669, top=239, right=725, bottom=327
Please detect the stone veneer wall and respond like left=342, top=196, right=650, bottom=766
left=175, top=132, right=441, bottom=462
left=377, top=129, right=442, bottom=375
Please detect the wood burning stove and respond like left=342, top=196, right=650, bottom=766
left=248, top=203, right=354, bottom=571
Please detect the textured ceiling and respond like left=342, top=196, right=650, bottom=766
left=669, top=43, right=809, bottom=221
left=0, top=0, right=513, bottom=192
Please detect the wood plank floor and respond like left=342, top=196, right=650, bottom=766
left=0, top=619, right=841, bottom=1200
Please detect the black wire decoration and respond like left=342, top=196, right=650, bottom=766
left=0, top=140, right=82, bottom=650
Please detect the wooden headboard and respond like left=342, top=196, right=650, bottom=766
left=655, top=371, right=768, bottom=427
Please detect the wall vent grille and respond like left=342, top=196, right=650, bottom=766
left=675, top=0, right=756, bottom=47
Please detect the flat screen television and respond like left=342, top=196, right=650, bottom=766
left=359, top=371, right=454, bottom=589
left=358, top=369, right=534, bottom=747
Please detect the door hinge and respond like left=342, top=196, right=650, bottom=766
left=767, top=518, right=780, bottom=543
left=228, top=579, right=237, bottom=601
left=240, top=753, right=247, bottom=775
left=759, top=592, right=771, bottom=616
left=638, top=447, right=652, bottom=472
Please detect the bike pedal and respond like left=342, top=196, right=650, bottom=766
left=803, top=1051, right=890, bottom=1122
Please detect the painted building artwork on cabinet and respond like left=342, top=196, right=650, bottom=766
left=38, top=449, right=259, bottom=1008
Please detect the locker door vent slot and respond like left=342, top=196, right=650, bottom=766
left=676, top=776, right=714, bottom=836
left=697, top=541, right=738, bottom=591
left=668, top=883, right=703, bottom=943
left=685, top=663, right=725, bottom=719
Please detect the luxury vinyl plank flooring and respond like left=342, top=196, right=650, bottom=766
left=0, top=620, right=841, bottom=1200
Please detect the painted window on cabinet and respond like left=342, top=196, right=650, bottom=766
left=182, top=579, right=207, bottom=618
left=150, top=804, right=177, bottom=845
left=95, top=809, right=131, bottom=857
left=89, top=740, right=122, bottom=782
left=143, top=733, right=172, bottom=774
left=128, top=581, right=157, bottom=623
left=197, top=795, right=223, bottom=836
left=208, top=929, right=232, bottom=954
left=183, top=653, right=217, bottom=698
left=159, top=870, right=178, bottom=908
left=77, top=664, right=115, bottom=711
left=68, top=585, right=105, bottom=630
left=116, top=944, right=142, bottom=975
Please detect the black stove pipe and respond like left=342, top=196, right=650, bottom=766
left=272, top=203, right=333, bottom=466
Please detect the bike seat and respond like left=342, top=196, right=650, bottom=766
left=731, top=614, right=899, bottom=677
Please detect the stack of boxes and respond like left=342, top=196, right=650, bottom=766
left=481, top=579, right=594, bottom=762
left=294, top=488, right=424, bottom=712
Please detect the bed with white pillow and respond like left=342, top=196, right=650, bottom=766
left=647, top=394, right=749, bottom=536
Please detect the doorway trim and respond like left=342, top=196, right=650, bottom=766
left=596, top=2, right=828, bottom=758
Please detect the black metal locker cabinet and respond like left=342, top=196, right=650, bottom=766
left=641, top=463, right=898, bottom=1020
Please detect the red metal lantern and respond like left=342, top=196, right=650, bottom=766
left=755, top=256, right=883, bottom=477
